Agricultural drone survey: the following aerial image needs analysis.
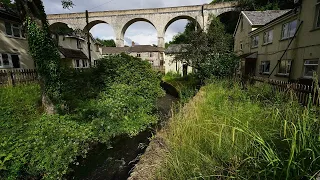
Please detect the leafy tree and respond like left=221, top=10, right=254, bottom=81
left=210, top=0, right=295, bottom=10
left=173, top=16, right=238, bottom=81
left=165, top=20, right=199, bottom=48
left=96, top=38, right=116, bottom=47
left=11, top=0, right=74, bottom=114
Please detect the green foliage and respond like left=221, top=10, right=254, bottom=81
left=27, top=18, right=62, bottom=106
left=165, top=21, right=198, bottom=48
left=159, top=79, right=320, bottom=179
left=163, top=72, right=199, bottom=104
left=210, top=0, right=294, bottom=10
left=174, top=16, right=238, bottom=81
left=96, top=38, right=116, bottom=47
left=0, top=54, right=165, bottom=179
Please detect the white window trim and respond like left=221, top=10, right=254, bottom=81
left=0, top=53, right=14, bottom=68
left=261, top=61, right=271, bottom=74
left=251, top=36, right=259, bottom=48
left=281, top=20, right=298, bottom=40
left=277, top=60, right=292, bottom=75
left=5, top=22, right=25, bottom=39
left=263, top=30, right=273, bottom=45
left=303, top=59, right=319, bottom=78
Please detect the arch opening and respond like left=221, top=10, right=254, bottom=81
left=49, top=22, right=74, bottom=35
left=89, top=21, right=116, bottom=47
left=216, top=11, right=241, bottom=34
left=164, top=16, right=201, bottom=37
left=122, top=19, right=158, bottom=46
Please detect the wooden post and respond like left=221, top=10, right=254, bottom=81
left=10, top=71, right=15, bottom=86
left=86, top=10, right=92, bottom=68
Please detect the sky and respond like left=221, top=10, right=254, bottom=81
left=43, top=0, right=212, bottom=46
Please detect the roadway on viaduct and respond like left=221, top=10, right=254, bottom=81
left=47, top=2, right=238, bottom=48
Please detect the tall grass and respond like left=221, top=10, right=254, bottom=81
left=159, top=79, right=320, bottom=179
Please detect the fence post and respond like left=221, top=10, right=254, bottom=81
left=10, top=71, right=15, bottom=86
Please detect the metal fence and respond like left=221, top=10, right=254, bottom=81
left=252, top=76, right=320, bottom=106
left=0, top=69, right=38, bottom=86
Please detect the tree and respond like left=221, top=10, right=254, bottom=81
left=165, top=20, right=199, bottom=48
left=96, top=38, right=116, bottom=47
left=173, top=16, right=238, bottom=81
left=13, top=0, right=74, bottom=114
left=210, top=0, right=295, bottom=10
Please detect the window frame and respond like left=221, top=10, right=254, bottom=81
left=5, top=22, right=24, bottom=38
left=315, top=1, right=320, bottom=29
left=282, top=20, right=298, bottom=39
left=277, top=59, right=292, bottom=75
left=263, top=30, right=273, bottom=45
left=260, top=61, right=271, bottom=74
left=251, top=35, right=259, bottom=48
left=303, top=59, right=319, bottom=78
left=0, top=53, right=21, bottom=68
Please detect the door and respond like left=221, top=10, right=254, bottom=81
left=244, top=58, right=257, bottom=77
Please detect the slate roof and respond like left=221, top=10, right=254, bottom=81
left=59, top=47, right=88, bottom=59
left=165, top=44, right=190, bottom=54
left=243, top=10, right=291, bottom=26
left=130, top=45, right=164, bottom=53
left=102, top=45, right=164, bottom=55
left=102, top=47, right=130, bottom=54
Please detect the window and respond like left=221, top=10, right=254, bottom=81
left=240, top=43, right=243, bottom=50
left=82, top=60, right=88, bottom=68
left=251, top=36, right=259, bottom=48
left=278, top=60, right=292, bottom=75
left=263, top=30, right=273, bottom=44
left=0, top=54, right=20, bottom=68
left=315, top=1, right=320, bottom=28
left=5, top=22, right=24, bottom=38
left=137, top=53, right=141, bottom=57
left=77, top=39, right=82, bottom=49
left=303, top=59, right=319, bottom=78
left=94, top=60, right=98, bottom=66
left=74, top=59, right=81, bottom=68
left=282, top=20, right=298, bottom=39
left=150, top=52, right=153, bottom=57
left=260, top=61, right=270, bottom=74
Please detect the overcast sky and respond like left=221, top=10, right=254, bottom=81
left=43, top=0, right=211, bottom=46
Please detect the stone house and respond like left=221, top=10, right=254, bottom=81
left=233, top=9, right=290, bottom=77
left=165, top=44, right=193, bottom=76
left=102, top=43, right=165, bottom=72
left=55, top=33, right=103, bottom=68
left=0, top=6, right=34, bottom=70
left=235, top=0, right=320, bottom=84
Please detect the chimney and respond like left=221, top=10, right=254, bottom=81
left=132, top=41, right=135, bottom=47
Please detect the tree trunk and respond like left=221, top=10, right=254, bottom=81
left=16, top=0, right=62, bottom=114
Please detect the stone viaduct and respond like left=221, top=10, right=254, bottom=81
left=47, top=2, right=238, bottom=48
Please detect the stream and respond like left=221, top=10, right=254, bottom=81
left=67, top=94, right=178, bottom=180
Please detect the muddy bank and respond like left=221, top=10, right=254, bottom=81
left=66, top=94, right=177, bottom=180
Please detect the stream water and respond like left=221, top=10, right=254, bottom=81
left=67, top=94, right=178, bottom=180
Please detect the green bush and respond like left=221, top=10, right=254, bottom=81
left=1, top=54, right=165, bottom=179
left=159, top=80, right=320, bottom=180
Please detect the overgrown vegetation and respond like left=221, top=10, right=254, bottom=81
left=159, top=79, right=320, bottom=179
left=211, top=0, right=295, bottom=10
left=163, top=72, right=199, bottom=104
left=0, top=54, right=164, bottom=179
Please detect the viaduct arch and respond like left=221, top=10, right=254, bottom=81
left=47, top=2, right=238, bottom=48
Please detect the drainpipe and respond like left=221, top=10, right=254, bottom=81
left=86, top=10, right=92, bottom=68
